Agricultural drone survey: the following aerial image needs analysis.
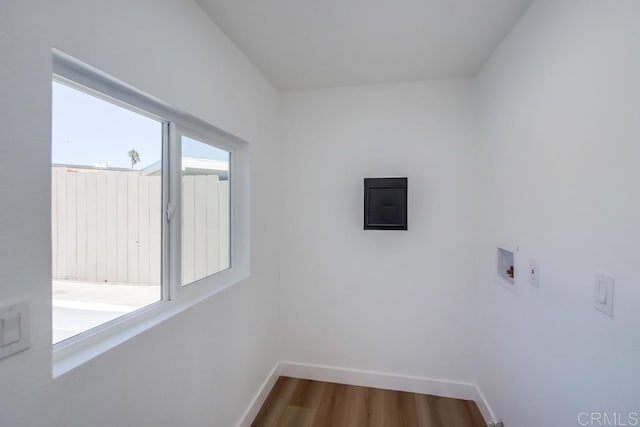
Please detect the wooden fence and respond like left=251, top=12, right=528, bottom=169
left=52, top=167, right=229, bottom=286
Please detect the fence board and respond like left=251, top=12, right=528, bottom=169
left=65, top=172, right=77, bottom=279
left=96, top=172, right=107, bottom=282
left=219, top=181, right=230, bottom=270
left=148, top=176, right=161, bottom=286
left=138, top=177, right=150, bottom=284
left=194, top=176, right=207, bottom=281
left=106, top=173, right=118, bottom=282
left=76, top=173, right=88, bottom=280
left=206, top=175, right=219, bottom=275
left=182, top=175, right=195, bottom=285
left=85, top=173, right=97, bottom=282
left=127, top=173, right=139, bottom=284
left=116, top=173, right=128, bottom=283
left=52, top=169, right=58, bottom=278
left=53, top=168, right=227, bottom=286
left=56, top=169, right=67, bottom=278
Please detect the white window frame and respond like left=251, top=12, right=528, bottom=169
left=51, top=49, right=250, bottom=377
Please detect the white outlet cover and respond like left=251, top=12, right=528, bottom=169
left=594, top=274, right=614, bottom=317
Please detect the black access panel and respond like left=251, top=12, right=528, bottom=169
left=363, top=177, right=408, bottom=230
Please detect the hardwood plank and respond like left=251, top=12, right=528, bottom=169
left=415, top=393, right=445, bottom=427
left=367, top=386, right=388, bottom=427
left=289, top=378, right=325, bottom=409
left=252, top=377, right=486, bottom=427
left=464, top=399, right=487, bottom=426
left=398, top=390, right=419, bottom=427
left=278, top=406, right=316, bottom=427
left=313, top=382, right=348, bottom=426
left=341, top=384, right=369, bottom=427
left=253, top=377, right=299, bottom=427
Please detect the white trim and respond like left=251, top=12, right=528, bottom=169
left=52, top=269, right=248, bottom=377
left=236, top=361, right=497, bottom=426
left=236, top=363, right=282, bottom=427
left=474, top=383, right=498, bottom=424
left=52, top=49, right=246, bottom=148
left=51, top=49, right=251, bottom=377
left=279, top=361, right=477, bottom=400
left=161, top=121, right=172, bottom=302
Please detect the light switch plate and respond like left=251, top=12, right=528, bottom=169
left=1, top=313, right=21, bottom=346
left=594, top=274, right=614, bottom=317
left=0, top=301, right=30, bottom=360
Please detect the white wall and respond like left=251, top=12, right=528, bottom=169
left=279, top=81, right=478, bottom=382
left=475, top=1, right=640, bottom=425
left=0, top=1, right=280, bottom=426
left=4, top=1, right=640, bottom=425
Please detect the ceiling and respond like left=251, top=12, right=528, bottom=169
left=197, top=0, right=533, bottom=90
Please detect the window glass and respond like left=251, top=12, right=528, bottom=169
left=52, top=81, right=162, bottom=344
left=181, top=136, right=231, bottom=286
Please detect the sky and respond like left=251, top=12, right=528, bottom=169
left=52, top=81, right=229, bottom=169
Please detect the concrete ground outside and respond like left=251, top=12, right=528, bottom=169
left=52, top=280, right=160, bottom=343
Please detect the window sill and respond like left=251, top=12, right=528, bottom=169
left=52, top=266, right=249, bottom=378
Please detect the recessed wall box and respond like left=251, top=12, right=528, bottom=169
left=497, top=245, right=517, bottom=292
left=363, top=177, right=408, bottom=230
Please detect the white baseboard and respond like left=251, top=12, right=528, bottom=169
left=473, top=383, right=497, bottom=424
left=237, top=361, right=497, bottom=426
left=237, top=363, right=281, bottom=427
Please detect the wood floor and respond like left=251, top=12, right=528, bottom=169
left=251, top=376, right=486, bottom=427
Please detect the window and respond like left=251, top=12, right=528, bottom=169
left=52, top=81, right=164, bottom=344
left=180, top=135, right=231, bottom=286
left=51, top=51, right=248, bottom=367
